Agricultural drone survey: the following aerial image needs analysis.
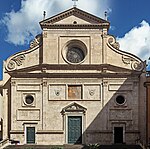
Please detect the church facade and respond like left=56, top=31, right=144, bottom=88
left=0, top=7, right=146, bottom=146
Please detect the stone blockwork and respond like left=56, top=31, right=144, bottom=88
left=0, top=7, right=146, bottom=147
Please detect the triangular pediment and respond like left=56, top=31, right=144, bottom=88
left=62, top=102, right=87, bottom=114
left=40, top=7, right=109, bottom=29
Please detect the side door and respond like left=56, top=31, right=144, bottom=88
left=26, top=127, right=35, bottom=144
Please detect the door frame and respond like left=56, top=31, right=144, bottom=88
left=68, top=116, right=82, bottom=144
left=114, top=127, right=123, bottom=144
left=65, top=113, right=85, bottom=144
left=112, top=123, right=125, bottom=144
left=24, top=123, right=37, bottom=144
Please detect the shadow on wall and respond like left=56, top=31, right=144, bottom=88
left=67, top=77, right=146, bottom=145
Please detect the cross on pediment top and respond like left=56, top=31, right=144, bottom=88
left=72, top=0, right=78, bottom=7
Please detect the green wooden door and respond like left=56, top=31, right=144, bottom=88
left=68, top=116, right=82, bottom=144
left=26, top=127, right=35, bottom=144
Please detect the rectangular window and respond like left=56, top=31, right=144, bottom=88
left=68, top=85, right=82, bottom=99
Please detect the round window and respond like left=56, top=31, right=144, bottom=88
left=62, top=40, right=87, bottom=65
left=66, top=47, right=84, bottom=63
left=115, top=95, right=126, bottom=105
left=25, top=95, right=34, bottom=105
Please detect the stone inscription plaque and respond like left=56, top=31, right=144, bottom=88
left=109, top=109, right=132, bottom=121
left=109, top=84, right=133, bottom=91
left=17, top=109, right=40, bottom=121
left=17, top=84, right=41, bottom=91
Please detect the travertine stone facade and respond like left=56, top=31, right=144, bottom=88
left=0, top=7, right=146, bottom=146
left=144, top=75, right=150, bottom=146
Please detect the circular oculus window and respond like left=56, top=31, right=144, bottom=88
left=115, top=95, right=126, bottom=105
left=25, top=95, right=34, bottom=105
left=62, top=40, right=87, bottom=65
left=66, top=47, right=85, bottom=63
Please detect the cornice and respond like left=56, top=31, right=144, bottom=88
left=41, top=24, right=109, bottom=29
left=8, top=71, right=141, bottom=79
left=6, top=64, right=133, bottom=72
left=40, top=7, right=110, bottom=29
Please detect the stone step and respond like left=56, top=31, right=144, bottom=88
left=99, top=145, right=143, bottom=149
left=4, top=144, right=143, bottom=149
left=4, top=145, right=64, bottom=149
left=64, top=144, right=84, bottom=149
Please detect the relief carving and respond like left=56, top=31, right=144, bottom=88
left=68, top=105, right=79, bottom=110
left=89, top=89, right=95, bottom=96
left=122, top=55, right=143, bottom=71
left=49, top=85, right=65, bottom=100
left=102, top=81, right=108, bottom=87
left=108, top=37, right=120, bottom=49
left=5, top=34, right=42, bottom=71
left=11, top=81, right=16, bottom=86
left=7, top=60, right=15, bottom=70
left=55, top=90, right=61, bottom=96
left=131, top=61, right=143, bottom=71
left=43, top=32, right=47, bottom=38
left=61, top=102, right=87, bottom=115
left=122, top=55, right=132, bottom=64
left=84, top=85, right=100, bottom=100
left=42, top=81, right=47, bottom=87
left=112, top=42, right=120, bottom=49
left=30, top=34, right=42, bottom=48
left=107, top=36, right=144, bottom=71
left=6, top=54, right=25, bottom=71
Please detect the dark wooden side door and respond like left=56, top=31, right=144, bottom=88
left=114, top=127, right=123, bottom=144
left=68, top=116, right=82, bottom=144
left=26, top=127, right=35, bottom=144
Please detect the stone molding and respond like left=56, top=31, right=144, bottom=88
left=61, top=102, right=87, bottom=115
left=17, top=108, right=40, bottom=121
left=40, top=24, right=109, bottom=29
left=30, top=34, right=42, bottom=49
left=40, top=7, right=109, bottom=28
left=36, top=130, right=64, bottom=134
left=109, top=108, right=132, bottom=121
left=6, top=54, right=25, bottom=71
left=5, top=34, right=42, bottom=72
left=107, top=35, right=144, bottom=71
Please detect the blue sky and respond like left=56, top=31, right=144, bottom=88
left=0, top=0, right=150, bottom=80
